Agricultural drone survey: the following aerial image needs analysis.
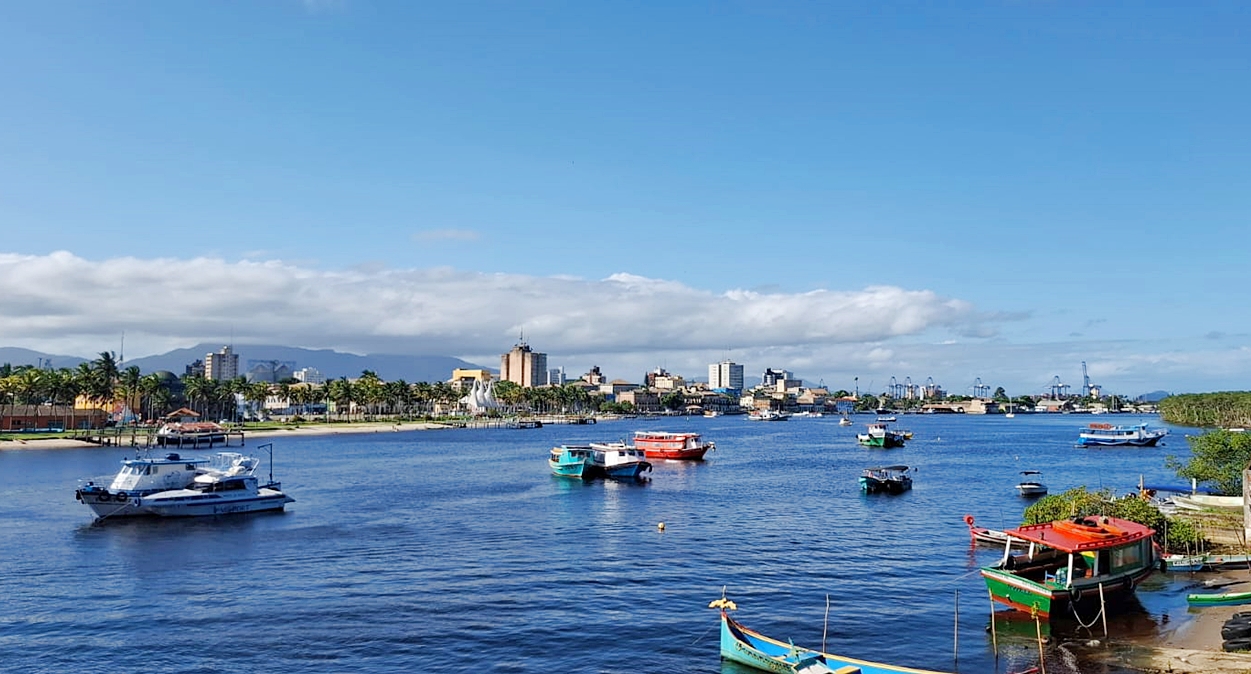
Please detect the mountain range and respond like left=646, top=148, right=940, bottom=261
left=0, top=344, right=491, bottom=383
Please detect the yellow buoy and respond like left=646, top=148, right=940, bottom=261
left=657, top=522, right=666, bottom=531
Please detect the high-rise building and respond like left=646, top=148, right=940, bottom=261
left=708, top=360, right=744, bottom=392
left=500, top=342, right=548, bottom=388
left=293, top=367, right=326, bottom=385
left=204, top=346, right=239, bottom=381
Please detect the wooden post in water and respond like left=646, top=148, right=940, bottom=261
left=1098, top=582, right=1108, bottom=638
left=1034, top=610, right=1047, bottom=674
left=822, top=594, right=830, bottom=653
left=988, top=590, right=998, bottom=660
left=953, top=588, right=959, bottom=668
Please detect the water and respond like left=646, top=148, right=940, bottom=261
left=0, top=414, right=1202, bottom=673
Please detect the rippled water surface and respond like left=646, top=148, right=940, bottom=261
left=0, top=414, right=1203, bottom=673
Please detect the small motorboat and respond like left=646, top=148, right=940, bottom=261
left=549, top=445, right=592, bottom=479
left=964, top=514, right=1029, bottom=549
left=859, top=465, right=912, bottom=494
left=1016, top=470, right=1048, bottom=497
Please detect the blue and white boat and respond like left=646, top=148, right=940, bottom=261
left=588, top=442, right=652, bottom=480
left=548, top=445, right=593, bottom=479
left=1077, top=422, right=1167, bottom=447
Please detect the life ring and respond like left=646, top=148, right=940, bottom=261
left=964, top=514, right=976, bottom=527
left=1122, top=576, right=1133, bottom=592
left=1071, top=586, right=1083, bottom=603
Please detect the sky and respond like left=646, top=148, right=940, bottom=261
left=0, top=1, right=1248, bottom=397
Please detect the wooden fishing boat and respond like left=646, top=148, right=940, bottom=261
left=631, top=431, right=714, bottom=460
left=1165, top=552, right=1251, bottom=572
left=964, top=515, right=1029, bottom=549
left=1188, top=591, right=1251, bottom=607
left=713, top=597, right=950, bottom=674
left=980, top=515, right=1159, bottom=618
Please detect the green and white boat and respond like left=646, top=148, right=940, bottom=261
left=980, top=515, right=1159, bottom=618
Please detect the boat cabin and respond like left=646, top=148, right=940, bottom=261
left=106, top=453, right=208, bottom=492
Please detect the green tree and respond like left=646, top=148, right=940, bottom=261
left=1165, top=430, right=1251, bottom=496
left=661, top=390, right=685, bottom=412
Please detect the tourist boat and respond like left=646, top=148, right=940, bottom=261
left=980, top=515, right=1159, bottom=618
left=632, top=431, right=714, bottom=460
left=856, top=423, right=906, bottom=448
left=713, top=596, right=950, bottom=674
left=549, top=445, right=593, bottom=479
left=1077, top=422, right=1167, bottom=447
left=155, top=421, right=230, bottom=447
left=964, top=515, right=1029, bottom=549
left=748, top=409, right=790, bottom=421
left=1016, top=471, right=1048, bottom=497
left=75, top=445, right=293, bottom=520
left=587, top=442, right=652, bottom=479
left=859, top=465, right=912, bottom=494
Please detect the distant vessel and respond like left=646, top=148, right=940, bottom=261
left=155, top=421, right=229, bottom=447
left=1015, top=470, right=1048, bottom=497
left=747, top=409, right=789, bottom=422
left=1077, top=422, right=1167, bottom=447
left=856, top=423, right=906, bottom=448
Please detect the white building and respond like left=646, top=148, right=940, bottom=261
left=204, top=346, right=239, bottom=382
left=294, top=367, right=326, bottom=385
left=709, top=360, right=744, bottom=391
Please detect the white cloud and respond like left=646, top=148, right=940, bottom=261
left=0, top=251, right=988, bottom=365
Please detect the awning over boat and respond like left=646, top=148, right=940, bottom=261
left=1003, top=516, right=1154, bottom=553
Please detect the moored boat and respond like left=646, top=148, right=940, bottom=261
left=859, top=465, right=912, bottom=494
left=155, top=421, right=232, bottom=447
left=713, top=596, right=950, bottom=674
left=549, top=445, right=593, bottom=479
left=964, top=515, right=1029, bottom=549
left=632, top=431, right=714, bottom=460
left=1077, top=422, right=1167, bottom=447
left=856, top=423, right=906, bottom=448
left=980, top=515, right=1158, bottom=618
left=1188, top=591, right=1251, bottom=607
left=588, top=442, right=653, bottom=479
left=1016, top=471, right=1048, bottom=497
left=75, top=445, right=293, bottom=520
left=748, top=409, right=790, bottom=421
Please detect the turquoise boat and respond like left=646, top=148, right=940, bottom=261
left=548, top=445, right=592, bottom=479
left=715, top=599, right=950, bottom=674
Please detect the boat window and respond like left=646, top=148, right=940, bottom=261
left=144, top=466, right=152, bottom=475
left=151, top=466, right=159, bottom=475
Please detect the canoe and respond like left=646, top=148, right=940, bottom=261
left=716, top=599, right=950, bottom=674
left=1188, top=591, right=1251, bottom=607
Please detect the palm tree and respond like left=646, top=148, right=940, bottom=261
left=183, top=376, right=211, bottom=417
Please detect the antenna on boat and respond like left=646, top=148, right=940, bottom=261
left=259, top=442, right=274, bottom=484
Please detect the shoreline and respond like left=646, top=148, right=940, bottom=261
left=0, top=421, right=453, bottom=451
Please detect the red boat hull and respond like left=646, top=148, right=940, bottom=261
left=633, top=432, right=714, bottom=461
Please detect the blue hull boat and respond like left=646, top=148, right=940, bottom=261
left=548, top=445, right=592, bottom=479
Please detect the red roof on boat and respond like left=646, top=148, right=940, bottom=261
left=1004, top=516, right=1154, bottom=553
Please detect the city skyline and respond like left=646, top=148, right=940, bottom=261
left=1, top=4, right=1247, bottom=396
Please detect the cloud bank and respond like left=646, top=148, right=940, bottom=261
left=0, top=250, right=983, bottom=358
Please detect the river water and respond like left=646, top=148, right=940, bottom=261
left=0, top=413, right=1206, bottom=673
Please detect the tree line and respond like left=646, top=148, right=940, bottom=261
left=1159, top=392, right=1251, bottom=428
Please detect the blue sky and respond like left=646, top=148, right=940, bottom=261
left=1, top=1, right=1248, bottom=396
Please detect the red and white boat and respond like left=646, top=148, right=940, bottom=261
left=632, top=431, right=715, bottom=461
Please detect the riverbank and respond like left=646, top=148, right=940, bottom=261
left=0, top=421, right=454, bottom=451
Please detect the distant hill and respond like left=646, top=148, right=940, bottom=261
left=1, top=344, right=491, bottom=383
left=0, top=347, right=88, bottom=370
left=1136, top=390, right=1172, bottom=403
